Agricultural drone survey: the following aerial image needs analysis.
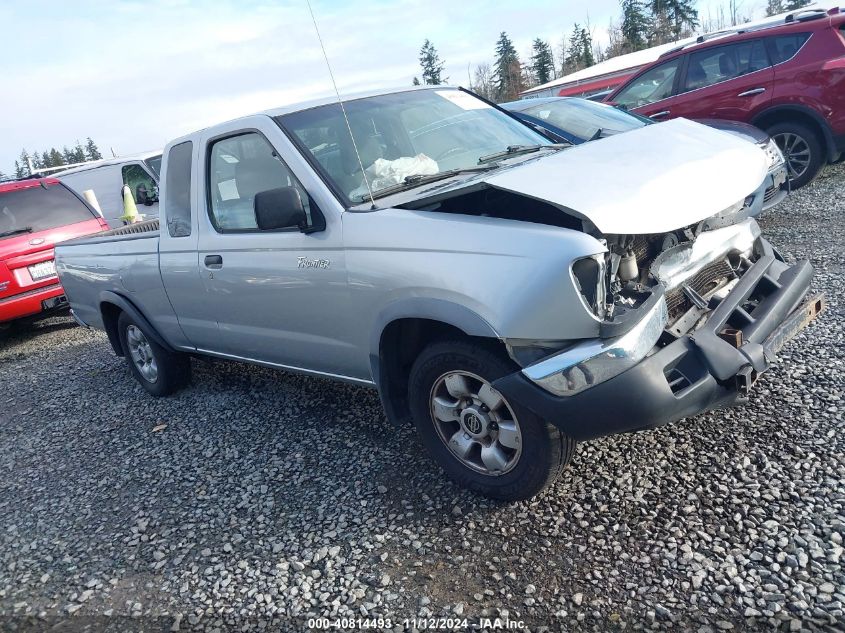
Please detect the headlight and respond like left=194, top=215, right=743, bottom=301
left=571, top=254, right=606, bottom=319
left=762, top=138, right=785, bottom=170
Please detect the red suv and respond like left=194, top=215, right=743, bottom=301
left=0, top=178, right=108, bottom=327
left=606, top=7, right=845, bottom=188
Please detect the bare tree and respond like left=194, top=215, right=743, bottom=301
left=471, top=63, right=495, bottom=101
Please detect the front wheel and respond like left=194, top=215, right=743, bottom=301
left=768, top=121, right=824, bottom=189
left=117, top=312, right=190, bottom=396
left=408, top=341, right=575, bottom=501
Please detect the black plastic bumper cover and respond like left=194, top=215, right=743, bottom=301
left=493, top=240, right=822, bottom=442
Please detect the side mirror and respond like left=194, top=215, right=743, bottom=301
left=254, top=186, right=307, bottom=231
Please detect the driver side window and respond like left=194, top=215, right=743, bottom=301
left=614, top=58, right=681, bottom=109
left=207, top=132, right=311, bottom=232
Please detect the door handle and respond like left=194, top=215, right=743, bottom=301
left=204, top=254, right=223, bottom=269
left=737, top=87, right=766, bottom=97
left=649, top=110, right=670, bottom=119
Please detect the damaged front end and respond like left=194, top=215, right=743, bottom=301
left=494, top=206, right=825, bottom=442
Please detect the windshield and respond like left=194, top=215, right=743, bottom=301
left=278, top=89, right=549, bottom=203
left=522, top=99, right=648, bottom=140
left=0, top=183, right=97, bottom=238
left=144, top=155, right=162, bottom=179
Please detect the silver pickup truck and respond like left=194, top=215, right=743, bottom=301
left=56, top=86, right=823, bottom=501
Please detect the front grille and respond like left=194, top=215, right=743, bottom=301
left=666, top=259, right=735, bottom=315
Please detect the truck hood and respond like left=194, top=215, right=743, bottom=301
left=484, top=118, right=768, bottom=234
left=382, top=118, right=769, bottom=235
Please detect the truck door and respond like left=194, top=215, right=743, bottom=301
left=191, top=116, right=358, bottom=379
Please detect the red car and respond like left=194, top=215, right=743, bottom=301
left=0, top=178, right=108, bottom=327
left=606, top=7, right=845, bottom=188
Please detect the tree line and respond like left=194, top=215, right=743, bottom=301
left=9, top=138, right=103, bottom=180
left=414, top=0, right=811, bottom=103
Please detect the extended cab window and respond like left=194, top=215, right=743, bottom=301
left=207, top=132, right=311, bottom=232
left=165, top=142, right=193, bottom=238
left=0, top=183, right=97, bottom=238
left=682, top=40, right=770, bottom=92
left=767, top=33, right=810, bottom=64
left=613, top=58, right=681, bottom=109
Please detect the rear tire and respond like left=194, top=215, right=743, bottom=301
left=117, top=312, right=190, bottom=396
left=408, top=340, right=574, bottom=501
left=767, top=121, right=824, bottom=189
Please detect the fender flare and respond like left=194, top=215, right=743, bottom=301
left=368, top=298, right=499, bottom=387
left=99, top=291, right=175, bottom=355
left=751, top=104, right=837, bottom=162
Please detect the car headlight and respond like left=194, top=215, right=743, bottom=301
left=762, top=138, right=785, bottom=170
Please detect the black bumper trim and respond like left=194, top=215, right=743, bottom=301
left=493, top=240, right=821, bottom=442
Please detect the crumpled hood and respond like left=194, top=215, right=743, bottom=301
left=482, top=118, right=768, bottom=235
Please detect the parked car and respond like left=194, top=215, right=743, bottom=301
left=501, top=96, right=788, bottom=213
left=0, top=178, right=108, bottom=327
left=56, top=151, right=161, bottom=227
left=55, top=86, right=822, bottom=500
left=605, top=7, right=845, bottom=188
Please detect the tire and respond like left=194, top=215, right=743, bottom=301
left=767, top=121, right=825, bottom=189
left=117, top=312, right=190, bottom=396
left=408, top=340, right=575, bottom=501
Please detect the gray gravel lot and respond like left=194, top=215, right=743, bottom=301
left=1, top=165, right=843, bottom=632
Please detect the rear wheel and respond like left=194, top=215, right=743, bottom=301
left=768, top=121, right=824, bottom=189
left=408, top=340, right=574, bottom=501
left=117, top=312, right=190, bottom=396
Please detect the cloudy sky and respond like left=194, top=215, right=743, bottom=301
left=1, top=0, right=765, bottom=175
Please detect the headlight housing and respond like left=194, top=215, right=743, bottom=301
left=571, top=254, right=606, bottom=319
left=762, top=138, right=785, bottom=170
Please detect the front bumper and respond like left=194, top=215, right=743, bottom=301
left=493, top=239, right=823, bottom=441
left=760, top=164, right=789, bottom=213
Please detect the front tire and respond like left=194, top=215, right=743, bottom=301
left=117, top=312, right=190, bottom=396
left=408, top=340, right=574, bottom=501
left=768, top=121, right=824, bottom=189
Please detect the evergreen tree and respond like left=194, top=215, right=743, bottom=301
left=41, top=151, right=51, bottom=169
left=580, top=27, right=595, bottom=67
left=621, top=0, right=650, bottom=51
left=649, top=0, right=699, bottom=42
left=84, top=138, right=102, bottom=161
left=419, top=39, right=446, bottom=85
left=73, top=141, right=86, bottom=163
left=784, top=0, right=810, bottom=9
left=494, top=32, right=522, bottom=101
left=412, top=76, right=421, bottom=86
left=766, top=0, right=784, bottom=15
left=49, top=148, right=65, bottom=167
left=530, top=38, right=555, bottom=85
left=18, top=150, right=31, bottom=177
left=62, top=146, right=74, bottom=164
left=565, top=24, right=584, bottom=72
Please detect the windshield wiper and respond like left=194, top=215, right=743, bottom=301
left=357, top=166, right=496, bottom=202
left=0, top=227, right=33, bottom=239
left=477, top=143, right=567, bottom=165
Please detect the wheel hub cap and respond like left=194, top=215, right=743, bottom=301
left=126, top=325, right=158, bottom=383
left=429, top=370, right=523, bottom=476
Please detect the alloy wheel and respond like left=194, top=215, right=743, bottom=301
left=428, top=371, right=523, bottom=476
left=773, top=132, right=811, bottom=180
left=126, top=325, right=158, bottom=383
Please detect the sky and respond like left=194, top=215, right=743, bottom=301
left=0, top=0, right=769, bottom=175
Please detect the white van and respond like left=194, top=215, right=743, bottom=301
left=56, top=151, right=161, bottom=227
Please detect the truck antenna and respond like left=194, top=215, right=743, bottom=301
left=305, top=0, right=376, bottom=209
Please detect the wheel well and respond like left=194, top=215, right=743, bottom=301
left=377, top=318, right=507, bottom=425
left=100, top=302, right=125, bottom=356
left=753, top=109, right=828, bottom=154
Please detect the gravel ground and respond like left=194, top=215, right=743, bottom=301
left=0, top=165, right=843, bottom=633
